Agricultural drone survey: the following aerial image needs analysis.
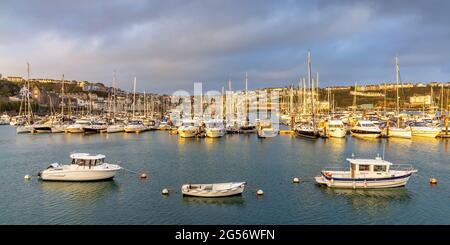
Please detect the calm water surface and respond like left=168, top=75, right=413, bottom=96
left=0, top=126, right=449, bottom=224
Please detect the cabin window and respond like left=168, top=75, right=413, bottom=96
left=374, top=165, right=387, bottom=172
left=359, top=165, right=370, bottom=171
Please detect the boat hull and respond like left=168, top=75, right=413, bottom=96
left=295, top=130, right=319, bottom=139
left=39, top=168, right=120, bottom=181
left=181, top=182, right=246, bottom=197
left=51, top=125, right=67, bottom=133
left=178, top=130, right=198, bottom=138
left=16, top=125, right=33, bottom=134
left=257, top=129, right=278, bottom=138
left=384, top=127, right=412, bottom=139
left=315, top=173, right=412, bottom=189
left=65, top=126, right=85, bottom=133
left=328, top=128, right=347, bottom=138
left=33, top=126, right=52, bottom=133
left=350, top=130, right=381, bottom=139
left=206, top=129, right=225, bottom=138
left=106, top=125, right=124, bottom=133
left=124, top=126, right=147, bottom=133
left=411, top=127, right=440, bottom=138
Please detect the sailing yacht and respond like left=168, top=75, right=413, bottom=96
left=16, top=63, right=34, bottom=134
left=384, top=57, right=412, bottom=139
left=178, top=119, right=199, bottom=138
left=295, top=122, right=319, bottom=138
left=205, top=120, right=226, bottom=138
left=124, top=119, right=147, bottom=133
left=295, top=49, right=319, bottom=139
left=257, top=121, right=279, bottom=138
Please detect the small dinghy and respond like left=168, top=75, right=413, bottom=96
left=182, top=182, right=246, bottom=197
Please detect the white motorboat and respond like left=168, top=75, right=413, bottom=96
left=411, top=122, right=440, bottom=138
left=65, top=119, right=91, bottom=133
left=326, top=120, right=347, bottom=138
left=124, top=119, right=147, bottom=133
left=350, top=120, right=381, bottom=139
left=106, top=124, right=124, bottom=133
left=178, top=120, right=199, bottom=138
left=181, top=182, right=247, bottom=197
left=38, top=153, right=121, bottom=181
left=83, top=121, right=108, bottom=134
left=315, top=155, right=417, bottom=189
left=205, top=120, right=226, bottom=138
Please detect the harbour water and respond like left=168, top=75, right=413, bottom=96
left=0, top=126, right=449, bottom=224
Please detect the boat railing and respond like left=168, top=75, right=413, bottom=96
left=390, top=164, right=416, bottom=172
left=321, top=167, right=347, bottom=172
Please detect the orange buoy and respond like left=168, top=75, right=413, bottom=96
left=430, top=177, right=437, bottom=185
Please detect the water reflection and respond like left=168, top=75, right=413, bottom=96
left=319, top=187, right=411, bottom=217
left=324, top=137, right=346, bottom=154
left=40, top=180, right=119, bottom=203
left=182, top=196, right=246, bottom=206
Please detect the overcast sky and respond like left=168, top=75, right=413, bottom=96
left=1, top=0, right=449, bottom=94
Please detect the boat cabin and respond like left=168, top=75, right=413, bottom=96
left=328, top=120, right=344, bottom=128
left=355, top=120, right=378, bottom=128
left=70, top=153, right=106, bottom=168
left=347, top=157, right=391, bottom=178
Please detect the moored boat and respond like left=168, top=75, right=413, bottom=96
left=411, top=122, right=440, bottom=138
left=205, top=120, right=226, bottom=138
left=106, top=124, right=124, bottom=133
left=38, top=153, right=121, bottom=181
left=350, top=120, right=381, bottom=139
left=181, top=182, right=247, bottom=197
left=124, top=119, right=147, bottom=133
left=315, top=155, right=417, bottom=189
left=326, top=120, right=347, bottom=138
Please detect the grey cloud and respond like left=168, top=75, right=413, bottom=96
left=0, top=0, right=449, bottom=93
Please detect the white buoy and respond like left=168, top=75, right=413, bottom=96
left=256, top=189, right=264, bottom=195
left=162, top=188, right=169, bottom=195
left=24, top=175, right=31, bottom=180
left=140, top=173, right=147, bottom=179
left=293, top=177, right=300, bottom=183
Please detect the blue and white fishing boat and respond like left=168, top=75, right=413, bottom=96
left=315, top=155, right=417, bottom=189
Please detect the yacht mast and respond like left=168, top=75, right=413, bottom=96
left=133, top=77, right=136, bottom=118
left=26, top=62, right=33, bottom=124
left=61, top=74, right=65, bottom=117
left=308, top=49, right=315, bottom=128
left=395, top=56, right=400, bottom=126
left=113, top=71, right=117, bottom=118
left=245, top=72, right=249, bottom=123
